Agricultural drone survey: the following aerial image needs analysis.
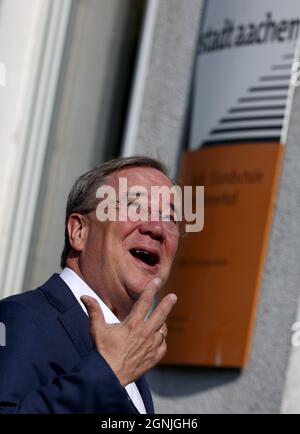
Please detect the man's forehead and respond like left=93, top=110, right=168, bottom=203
left=106, top=166, right=172, bottom=189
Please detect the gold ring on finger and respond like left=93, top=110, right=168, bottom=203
left=159, top=329, right=166, bottom=344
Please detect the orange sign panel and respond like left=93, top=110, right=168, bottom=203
left=161, top=143, right=284, bottom=368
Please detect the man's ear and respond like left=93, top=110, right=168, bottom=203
left=67, top=213, right=89, bottom=253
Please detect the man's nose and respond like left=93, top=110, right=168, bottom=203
left=138, top=219, right=165, bottom=242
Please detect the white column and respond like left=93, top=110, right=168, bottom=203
left=0, top=0, right=72, bottom=297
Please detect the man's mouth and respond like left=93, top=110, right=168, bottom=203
left=129, top=248, right=160, bottom=267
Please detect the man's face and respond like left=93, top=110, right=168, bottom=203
left=80, top=167, right=179, bottom=319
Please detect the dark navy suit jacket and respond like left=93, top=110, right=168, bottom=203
left=0, top=274, right=154, bottom=414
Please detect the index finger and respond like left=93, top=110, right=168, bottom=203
left=146, top=292, right=177, bottom=332
left=127, top=277, right=162, bottom=322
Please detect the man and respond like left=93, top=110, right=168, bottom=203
left=0, top=156, right=179, bottom=413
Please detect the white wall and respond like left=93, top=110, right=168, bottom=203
left=0, top=0, right=47, bottom=293
left=0, top=0, right=72, bottom=296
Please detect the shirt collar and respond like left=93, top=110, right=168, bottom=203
left=60, top=267, right=119, bottom=324
left=59, top=267, right=148, bottom=414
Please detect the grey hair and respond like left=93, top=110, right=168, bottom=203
left=61, top=155, right=170, bottom=268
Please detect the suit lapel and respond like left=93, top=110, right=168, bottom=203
left=58, top=304, right=93, bottom=357
left=135, top=376, right=155, bottom=414
left=39, top=274, right=154, bottom=413
left=39, top=274, right=93, bottom=357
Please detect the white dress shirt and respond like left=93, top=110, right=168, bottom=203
left=60, top=267, right=147, bottom=414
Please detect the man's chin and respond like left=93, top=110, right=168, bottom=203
left=125, top=278, right=155, bottom=301
left=128, top=273, right=164, bottom=297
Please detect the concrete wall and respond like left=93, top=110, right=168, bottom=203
left=123, top=0, right=202, bottom=177
left=278, top=88, right=300, bottom=414
left=125, top=0, right=300, bottom=413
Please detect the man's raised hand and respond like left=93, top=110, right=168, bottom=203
left=81, top=278, right=177, bottom=387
